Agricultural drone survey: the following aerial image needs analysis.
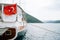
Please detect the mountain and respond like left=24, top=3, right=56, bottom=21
left=46, top=20, right=60, bottom=23
left=24, top=13, right=43, bottom=23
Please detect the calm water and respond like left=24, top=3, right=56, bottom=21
left=16, top=23, right=60, bottom=40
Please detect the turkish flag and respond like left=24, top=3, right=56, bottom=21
left=4, top=4, right=17, bottom=16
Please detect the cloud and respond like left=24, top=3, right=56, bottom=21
left=20, top=0, right=60, bottom=21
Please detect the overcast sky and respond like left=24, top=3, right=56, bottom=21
left=21, top=0, right=60, bottom=21
left=0, top=0, right=60, bottom=21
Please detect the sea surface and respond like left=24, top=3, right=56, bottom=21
left=16, top=23, right=60, bottom=40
